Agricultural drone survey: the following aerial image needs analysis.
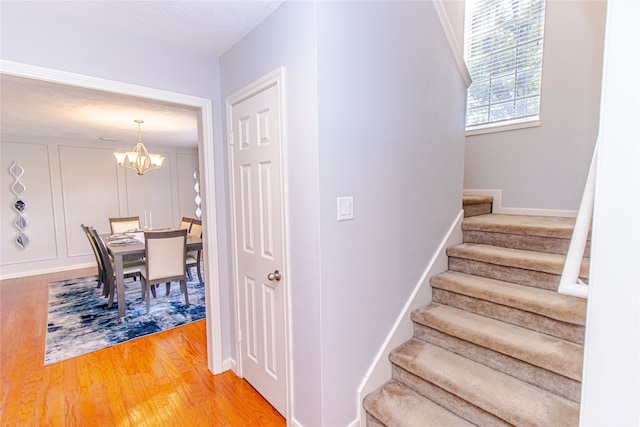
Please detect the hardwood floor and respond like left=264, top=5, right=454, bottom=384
left=0, top=268, right=285, bottom=426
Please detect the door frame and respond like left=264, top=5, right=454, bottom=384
left=226, top=67, right=291, bottom=417
left=0, top=59, right=224, bottom=374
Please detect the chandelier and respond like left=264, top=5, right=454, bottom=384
left=113, top=120, right=164, bottom=175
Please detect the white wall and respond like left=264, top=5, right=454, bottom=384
left=1, top=134, right=198, bottom=278
left=462, top=0, right=607, bottom=211
left=580, top=1, right=640, bottom=424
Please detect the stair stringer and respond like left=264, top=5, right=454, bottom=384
left=356, top=210, right=464, bottom=427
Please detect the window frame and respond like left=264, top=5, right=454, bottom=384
left=463, top=0, right=547, bottom=135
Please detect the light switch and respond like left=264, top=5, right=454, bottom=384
left=337, top=196, right=354, bottom=221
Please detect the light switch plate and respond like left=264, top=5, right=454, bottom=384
left=337, top=196, right=354, bottom=221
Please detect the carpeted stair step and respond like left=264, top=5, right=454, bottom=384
left=390, top=339, right=580, bottom=426
left=411, top=303, right=583, bottom=401
left=447, top=243, right=590, bottom=291
left=363, top=380, right=475, bottom=427
left=431, top=271, right=587, bottom=344
left=462, top=195, right=493, bottom=218
left=462, top=214, right=591, bottom=256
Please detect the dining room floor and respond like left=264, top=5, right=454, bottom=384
left=0, top=267, right=285, bottom=426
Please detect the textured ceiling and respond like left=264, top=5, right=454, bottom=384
left=1, top=74, right=200, bottom=148
left=0, top=1, right=284, bottom=148
left=47, top=1, right=285, bottom=56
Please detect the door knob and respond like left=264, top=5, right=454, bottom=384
left=267, top=270, right=282, bottom=281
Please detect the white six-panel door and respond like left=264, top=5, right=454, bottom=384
left=229, top=78, right=287, bottom=416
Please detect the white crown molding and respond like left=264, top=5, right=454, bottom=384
left=432, top=0, right=472, bottom=88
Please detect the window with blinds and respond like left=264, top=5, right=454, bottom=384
left=464, top=0, right=546, bottom=132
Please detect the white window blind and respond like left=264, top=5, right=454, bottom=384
left=464, top=0, right=546, bottom=132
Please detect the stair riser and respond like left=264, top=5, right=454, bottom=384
left=449, top=257, right=563, bottom=290
left=463, top=230, right=591, bottom=257
left=432, top=288, right=585, bottom=344
left=413, top=323, right=582, bottom=402
left=392, top=365, right=510, bottom=427
left=463, top=203, right=492, bottom=218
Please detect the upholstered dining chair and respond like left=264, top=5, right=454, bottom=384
left=109, top=216, right=140, bottom=234
left=81, top=224, right=108, bottom=295
left=179, top=217, right=193, bottom=232
left=89, top=227, right=144, bottom=307
left=186, top=219, right=204, bottom=284
left=139, top=229, right=189, bottom=314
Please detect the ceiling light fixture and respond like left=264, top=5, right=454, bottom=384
left=113, top=120, right=164, bottom=175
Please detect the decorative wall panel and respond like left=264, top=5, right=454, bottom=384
left=124, top=150, right=173, bottom=230
left=59, top=145, right=120, bottom=257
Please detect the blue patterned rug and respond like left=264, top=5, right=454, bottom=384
left=44, top=275, right=205, bottom=365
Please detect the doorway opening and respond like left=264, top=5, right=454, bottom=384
left=0, top=59, right=224, bottom=374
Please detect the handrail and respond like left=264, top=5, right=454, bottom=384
left=558, top=141, right=598, bottom=298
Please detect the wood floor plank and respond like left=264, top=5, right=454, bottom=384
left=1, top=268, right=285, bottom=426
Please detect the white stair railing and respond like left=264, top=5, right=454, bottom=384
left=558, top=141, right=598, bottom=298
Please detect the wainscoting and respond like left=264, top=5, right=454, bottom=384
left=1, top=135, right=198, bottom=278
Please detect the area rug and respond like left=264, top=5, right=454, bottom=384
left=44, top=275, right=205, bottom=365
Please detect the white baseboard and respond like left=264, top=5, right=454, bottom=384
left=0, top=262, right=95, bottom=281
left=222, top=357, right=237, bottom=373
left=288, top=418, right=303, bottom=427
left=345, top=418, right=360, bottom=427
left=463, top=189, right=578, bottom=218
left=355, top=210, right=464, bottom=426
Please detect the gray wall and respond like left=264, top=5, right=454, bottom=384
left=220, top=2, right=323, bottom=423
left=0, top=1, right=232, bottom=352
left=4, top=1, right=468, bottom=425
left=221, top=1, right=466, bottom=425
left=462, top=0, right=607, bottom=211
left=315, top=2, right=466, bottom=424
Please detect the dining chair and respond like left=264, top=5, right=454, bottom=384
left=109, top=216, right=140, bottom=234
left=139, top=229, right=189, bottom=314
left=186, top=219, right=204, bottom=284
left=89, top=227, right=144, bottom=307
left=81, top=224, right=108, bottom=295
left=179, top=217, right=193, bottom=232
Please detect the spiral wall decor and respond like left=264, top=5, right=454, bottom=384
left=9, top=161, right=30, bottom=249
left=194, top=169, right=202, bottom=219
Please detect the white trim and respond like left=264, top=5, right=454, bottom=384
left=288, top=418, right=303, bottom=427
left=466, top=119, right=541, bottom=137
left=557, top=281, right=589, bottom=299
left=345, top=419, right=360, bottom=427
left=557, top=140, right=598, bottom=300
left=221, top=357, right=237, bottom=372
left=0, top=59, right=224, bottom=376
left=355, top=210, right=464, bottom=427
left=463, top=189, right=578, bottom=218
left=0, top=262, right=95, bottom=281
left=225, top=67, right=291, bottom=420
left=433, top=0, right=472, bottom=89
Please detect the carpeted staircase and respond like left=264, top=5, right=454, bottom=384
left=363, top=196, right=589, bottom=426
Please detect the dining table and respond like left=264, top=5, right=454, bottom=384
left=104, top=230, right=203, bottom=318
